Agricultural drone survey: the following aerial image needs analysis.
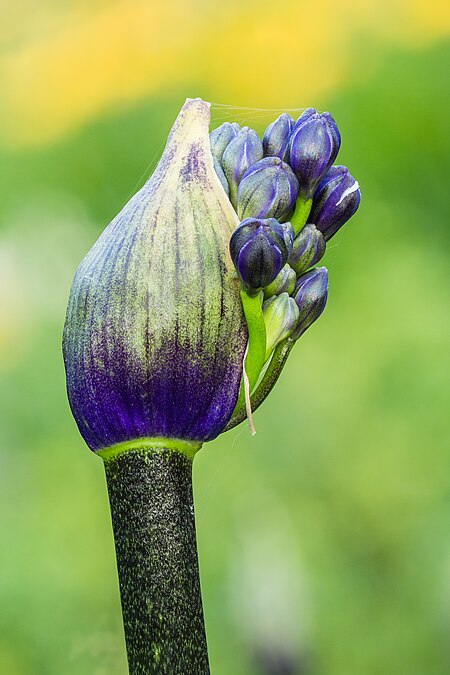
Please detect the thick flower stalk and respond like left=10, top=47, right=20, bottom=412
left=63, top=98, right=360, bottom=673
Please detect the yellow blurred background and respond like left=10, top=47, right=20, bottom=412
left=0, top=1, right=449, bottom=673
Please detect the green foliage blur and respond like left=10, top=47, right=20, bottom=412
left=0, top=34, right=449, bottom=675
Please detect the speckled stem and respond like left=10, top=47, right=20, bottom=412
left=104, top=446, right=210, bottom=674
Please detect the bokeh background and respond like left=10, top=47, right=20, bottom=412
left=1, top=1, right=449, bottom=673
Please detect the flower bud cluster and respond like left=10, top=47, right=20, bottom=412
left=63, top=98, right=361, bottom=451
left=210, top=109, right=360, bottom=357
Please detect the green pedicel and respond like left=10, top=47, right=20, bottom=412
left=290, top=196, right=312, bottom=235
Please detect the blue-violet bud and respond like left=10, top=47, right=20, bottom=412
left=263, top=293, right=300, bottom=359
left=262, top=113, right=294, bottom=161
left=209, top=122, right=239, bottom=162
left=230, top=217, right=289, bottom=293
left=291, top=266, right=328, bottom=340
left=288, top=223, right=326, bottom=275
left=237, top=157, right=299, bottom=221
left=222, top=127, right=264, bottom=208
left=278, top=221, right=295, bottom=257
left=292, top=107, right=317, bottom=130
left=310, top=165, right=361, bottom=241
left=289, top=110, right=341, bottom=198
left=263, top=264, right=297, bottom=298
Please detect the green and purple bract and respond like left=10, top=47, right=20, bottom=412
left=63, top=100, right=247, bottom=451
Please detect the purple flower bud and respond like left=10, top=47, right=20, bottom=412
left=310, top=165, right=361, bottom=241
left=263, top=264, right=297, bottom=299
left=209, top=122, right=238, bottom=162
left=292, top=108, right=316, bottom=131
left=291, top=267, right=328, bottom=340
left=288, top=223, right=326, bottom=275
left=222, top=127, right=264, bottom=208
left=289, top=110, right=341, bottom=198
left=321, top=112, right=341, bottom=154
left=278, top=221, right=295, bottom=257
left=230, top=217, right=289, bottom=292
left=237, top=157, right=299, bottom=221
left=262, top=113, right=294, bottom=161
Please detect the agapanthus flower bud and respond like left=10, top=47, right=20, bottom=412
left=63, top=99, right=247, bottom=450
left=213, top=157, right=230, bottom=196
left=263, top=293, right=299, bottom=358
left=291, top=267, right=328, bottom=340
left=237, top=157, right=299, bottom=221
left=222, top=127, right=264, bottom=208
left=230, top=217, right=289, bottom=293
left=262, top=113, right=294, bottom=161
left=310, top=165, right=360, bottom=240
left=292, top=108, right=315, bottom=130
left=263, top=264, right=297, bottom=298
left=289, top=110, right=341, bottom=198
left=209, top=122, right=239, bottom=162
left=278, top=221, right=295, bottom=257
left=288, top=223, right=326, bottom=275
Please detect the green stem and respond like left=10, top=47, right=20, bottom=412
left=224, top=338, right=295, bottom=432
left=103, top=444, right=210, bottom=674
left=290, top=196, right=312, bottom=235
left=234, top=289, right=267, bottom=412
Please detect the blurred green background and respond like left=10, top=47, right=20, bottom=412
left=0, top=1, right=449, bottom=673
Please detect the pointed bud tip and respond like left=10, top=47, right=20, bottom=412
left=288, top=223, right=326, bottom=275
left=185, top=97, right=211, bottom=108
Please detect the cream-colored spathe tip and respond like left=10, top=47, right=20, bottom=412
left=185, top=97, right=211, bottom=108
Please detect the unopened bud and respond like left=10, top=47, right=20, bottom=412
left=263, top=293, right=299, bottom=358
left=230, top=217, right=289, bottom=293
left=237, top=157, right=299, bottom=221
left=213, top=157, right=230, bottom=196
left=263, top=264, right=297, bottom=298
left=289, top=110, right=341, bottom=199
left=288, top=223, right=326, bottom=275
left=262, top=113, right=294, bottom=161
left=222, top=127, right=264, bottom=208
left=310, top=165, right=360, bottom=240
left=291, top=267, right=328, bottom=339
left=209, top=122, right=238, bottom=162
left=279, top=221, right=295, bottom=257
